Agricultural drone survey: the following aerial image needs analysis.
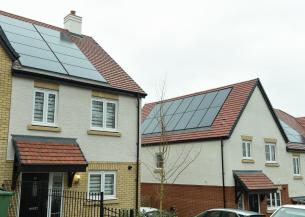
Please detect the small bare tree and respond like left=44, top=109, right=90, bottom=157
left=143, top=81, right=201, bottom=216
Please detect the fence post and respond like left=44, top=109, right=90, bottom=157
left=130, top=209, right=134, bottom=217
left=100, top=192, right=104, bottom=217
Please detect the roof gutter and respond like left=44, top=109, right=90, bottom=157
left=12, top=68, right=147, bottom=98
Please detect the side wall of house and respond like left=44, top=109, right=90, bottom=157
left=0, top=45, right=13, bottom=184
left=141, top=140, right=226, bottom=217
left=224, top=87, right=305, bottom=197
left=141, top=140, right=222, bottom=186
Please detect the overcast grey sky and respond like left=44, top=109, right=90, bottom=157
left=2, top=0, right=305, bottom=116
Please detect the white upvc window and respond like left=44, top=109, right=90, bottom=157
left=88, top=171, right=116, bottom=200
left=32, top=88, right=58, bottom=126
left=267, top=191, right=281, bottom=210
left=155, top=152, right=164, bottom=169
left=265, top=143, right=276, bottom=162
left=293, top=156, right=301, bottom=176
left=91, top=97, right=118, bottom=131
left=242, top=140, right=252, bottom=159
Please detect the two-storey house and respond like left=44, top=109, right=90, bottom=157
left=141, top=79, right=305, bottom=217
left=0, top=10, right=146, bottom=217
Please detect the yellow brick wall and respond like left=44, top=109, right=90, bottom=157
left=0, top=44, right=14, bottom=185
left=65, top=161, right=138, bottom=209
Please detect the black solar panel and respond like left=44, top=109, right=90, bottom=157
left=142, top=88, right=232, bottom=135
left=0, top=15, right=107, bottom=83
left=165, top=99, right=183, bottom=115
left=280, top=121, right=305, bottom=144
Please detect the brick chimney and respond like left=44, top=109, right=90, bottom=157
left=64, top=10, right=82, bottom=35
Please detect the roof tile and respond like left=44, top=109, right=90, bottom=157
left=15, top=140, right=87, bottom=166
left=234, top=171, right=277, bottom=191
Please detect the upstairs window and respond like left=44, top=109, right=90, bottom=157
left=293, top=156, right=301, bottom=176
left=267, top=191, right=281, bottom=210
left=265, top=143, right=276, bottom=162
left=156, top=153, right=164, bottom=169
left=33, top=88, right=57, bottom=126
left=91, top=98, right=117, bottom=131
left=242, top=140, right=252, bottom=159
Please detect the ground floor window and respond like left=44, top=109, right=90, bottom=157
left=48, top=172, right=64, bottom=217
left=267, top=191, right=281, bottom=210
left=88, top=171, right=116, bottom=199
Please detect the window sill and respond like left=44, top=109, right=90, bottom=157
left=293, top=175, right=303, bottom=180
left=87, top=130, right=121, bottom=137
left=265, top=162, right=280, bottom=167
left=27, top=124, right=61, bottom=132
left=154, top=168, right=162, bottom=173
left=104, top=198, right=119, bottom=204
left=241, top=159, right=255, bottom=163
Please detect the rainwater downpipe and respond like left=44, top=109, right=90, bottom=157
left=221, top=139, right=226, bottom=208
left=135, top=95, right=140, bottom=213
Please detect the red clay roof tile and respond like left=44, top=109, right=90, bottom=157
left=234, top=171, right=277, bottom=191
left=0, top=10, right=145, bottom=95
left=15, top=141, right=87, bottom=166
left=275, top=110, right=305, bottom=138
left=297, top=117, right=305, bottom=129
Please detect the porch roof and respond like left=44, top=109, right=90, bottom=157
left=233, top=170, right=278, bottom=193
left=12, top=135, right=88, bottom=172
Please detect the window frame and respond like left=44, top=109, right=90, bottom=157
left=293, top=156, right=301, bottom=176
left=32, top=88, right=58, bottom=127
left=155, top=152, right=164, bottom=169
left=242, top=140, right=252, bottom=159
left=267, top=191, right=281, bottom=210
left=265, top=143, right=277, bottom=163
left=90, top=97, right=118, bottom=132
left=88, top=171, right=117, bottom=200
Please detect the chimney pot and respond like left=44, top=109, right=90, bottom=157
left=64, top=10, right=82, bottom=35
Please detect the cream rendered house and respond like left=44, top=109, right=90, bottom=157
left=0, top=10, right=145, bottom=217
left=141, top=79, right=305, bottom=217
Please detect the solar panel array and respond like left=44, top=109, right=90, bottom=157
left=0, top=15, right=106, bottom=83
left=142, top=88, right=231, bottom=135
left=280, top=121, right=305, bottom=144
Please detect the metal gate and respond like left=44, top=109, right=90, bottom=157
left=3, top=180, right=134, bottom=217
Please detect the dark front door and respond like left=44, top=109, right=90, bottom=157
left=249, top=194, right=259, bottom=213
left=19, top=173, right=49, bottom=217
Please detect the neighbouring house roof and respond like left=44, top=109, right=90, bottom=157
left=275, top=109, right=305, bottom=148
left=233, top=170, right=277, bottom=192
left=0, top=10, right=146, bottom=97
left=297, top=117, right=305, bottom=129
left=12, top=135, right=87, bottom=171
left=142, top=79, right=287, bottom=145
